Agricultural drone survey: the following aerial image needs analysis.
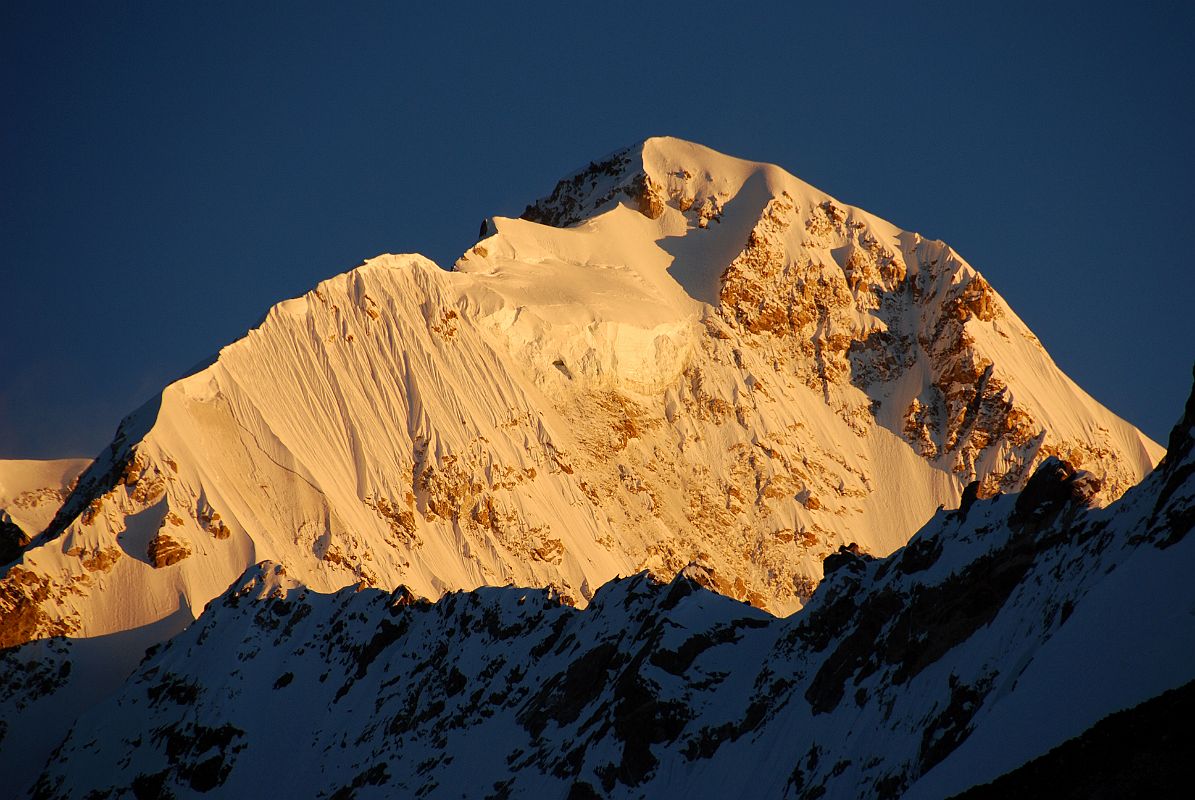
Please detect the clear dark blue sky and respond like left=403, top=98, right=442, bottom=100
left=2, top=1, right=1191, bottom=458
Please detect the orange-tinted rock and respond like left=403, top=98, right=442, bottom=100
left=147, top=532, right=191, bottom=568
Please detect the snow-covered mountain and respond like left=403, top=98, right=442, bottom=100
left=0, top=138, right=1159, bottom=655
left=25, top=367, right=1195, bottom=799
left=0, top=138, right=1168, bottom=792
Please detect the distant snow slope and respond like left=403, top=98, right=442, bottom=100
left=0, top=458, right=90, bottom=562
left=1, top=139, right=1158, bottom=657
left=27, top=368, right=1195, bottom=799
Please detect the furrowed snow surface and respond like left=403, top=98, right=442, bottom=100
left=0, top=137, right=1168, bottom=793
left=28, top=367, right=1195, bottom=799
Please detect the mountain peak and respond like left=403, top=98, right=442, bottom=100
left=517, top=135, right=818, bottom=232
left=0, top=137, right=1176, bottom=793
left=0, top=136, right=1162, bottom=697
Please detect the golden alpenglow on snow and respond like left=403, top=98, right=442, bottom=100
left=2, top=137, right=1160, bottom=641
left=0, top=140, right=1171, bottom=794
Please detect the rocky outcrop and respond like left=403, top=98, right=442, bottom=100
left=0, top=511, right=29, bottom=565
left=520, top=149, right=639, bottom=227
left=0, top=568, right=80, bottom=649
left=147, top=531, right=191, bottom=568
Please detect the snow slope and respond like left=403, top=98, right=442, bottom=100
left=0, top=458, right=90, bottom=537
left=27, top=368, right=1194, bottom=799
left=0, top=458, right=90, bottom=563
left=0, top=138, right=1158, bottom=658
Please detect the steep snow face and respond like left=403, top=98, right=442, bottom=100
left=28, top=391, right=1194, bottom=799
left=0, top=137, right=1160, bottom=655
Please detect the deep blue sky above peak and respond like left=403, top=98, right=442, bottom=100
left=1, top=1, right=1191, bottom=458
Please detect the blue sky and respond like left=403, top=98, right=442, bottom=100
left=2, top=1, right=1191, bottom=457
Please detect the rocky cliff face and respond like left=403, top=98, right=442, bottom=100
left=26, top=371, right=1194, bottom=799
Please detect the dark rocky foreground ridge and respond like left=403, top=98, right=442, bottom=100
left=19, top=368, right=1194, bottom=799
left=948, top=677, right=1195, bottom=800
